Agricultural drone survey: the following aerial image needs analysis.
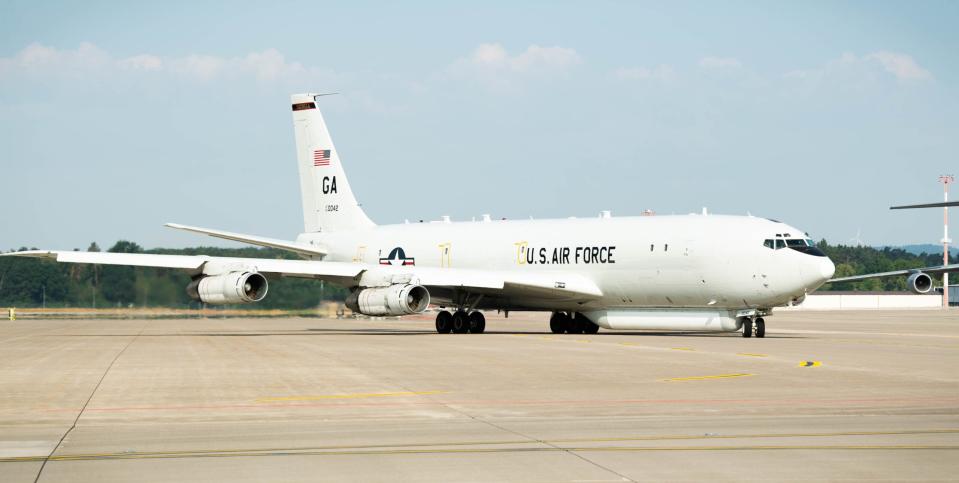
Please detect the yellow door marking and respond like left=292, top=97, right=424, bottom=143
left=257, top=390, right=446, bottom=403
left=799, top=361, right=822, bottom=367
left=737, top=353, right=768, bottom=357
left=663, top=373, right=754, bottom=382
left=514, top=241, right=528, bottom=265
left=437, top=242, right=452, bottom=267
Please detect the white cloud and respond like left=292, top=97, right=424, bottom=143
left=864, top=51, right=932, bottom=81
left=0, top=42, right=326, bottom=82
left=614, top=65, right=675, bottom=81
left=460, top=44, right=581, bottom=72
left=785, top=51, right=932, bottom=83
left=446, top=43, right=581, bottom=90
left=698, top=56, right=742, bottom=69
left=461, top=43, right=581, bottom=73
left=118, top=54, right=163, bottom=72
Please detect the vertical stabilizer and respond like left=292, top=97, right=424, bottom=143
left=291, top=93, right=375, bottom=233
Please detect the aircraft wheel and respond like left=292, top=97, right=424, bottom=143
left=468, top=311, right=486, bottom=334
left=452, top=310, right=470, bottom=333
left=581, top=314, right=600, bottom=334
left=755, top=318, right=766, bottom=338
left=549, top=312, right=568, bottom=334
left=742, top=318, right=753, bottom=338
left=435, top=311, right=453, bottom=334
left=567, top=314, right=586, bottom=334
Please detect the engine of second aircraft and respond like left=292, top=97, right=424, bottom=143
left=906, top=272, right=933, bottom=294
left=186, top=272, right=269, bottom=305
left=345, top=284, right=431, bottom=316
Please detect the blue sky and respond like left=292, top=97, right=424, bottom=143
left=1, top=1, right=957, bottom=250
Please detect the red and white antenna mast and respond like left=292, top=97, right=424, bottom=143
left=941, top=175, right=954, bottom=308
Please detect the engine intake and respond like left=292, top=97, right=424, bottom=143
left=187, top=272, right=269, bottom=305
left=345, top=284, right=430, bottom=316
left=906, top=272, right=933, bottom=294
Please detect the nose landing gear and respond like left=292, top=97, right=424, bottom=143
left=742, top=317, right=766, bottom=338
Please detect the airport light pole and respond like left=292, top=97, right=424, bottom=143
left=941, top=175, right=954, bottom=308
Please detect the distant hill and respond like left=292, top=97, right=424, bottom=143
left=878, top=244, right=959, bottom=257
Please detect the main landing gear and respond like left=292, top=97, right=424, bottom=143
left=742, top=317, right=766, bottom=338
left=549, top=312, right=600, bottom=334
left=435, top=310, right=486, bottom=334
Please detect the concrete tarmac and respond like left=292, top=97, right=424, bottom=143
left=0, top=310, right=957, bottom=482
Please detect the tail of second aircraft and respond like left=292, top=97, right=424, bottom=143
left=291, top=93, right=375, bottom=233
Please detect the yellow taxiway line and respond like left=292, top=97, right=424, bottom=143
left=663, top=373, right=755, bottom=382
left=256, top=390, right=446, bottom=403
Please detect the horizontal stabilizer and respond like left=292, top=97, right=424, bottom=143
left=165, top=223, right=326, bottom=257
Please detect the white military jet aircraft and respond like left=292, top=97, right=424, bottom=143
left=15, top=92, right=944, bottom=338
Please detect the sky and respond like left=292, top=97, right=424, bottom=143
left=1, top=1, right=957, bottom=250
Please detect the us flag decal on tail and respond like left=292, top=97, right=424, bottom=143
left=313, top=149, right=331, bottom=167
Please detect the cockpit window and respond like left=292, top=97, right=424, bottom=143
left=765, top=237, right=824, bottom=255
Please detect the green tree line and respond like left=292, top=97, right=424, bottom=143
left=0, top=241, right=347, bottom=309
left=1, top=240, right=955, bottom=308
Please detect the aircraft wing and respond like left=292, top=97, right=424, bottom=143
left=827, top=263, right=959, bottom=284
left=164, top=223, right=326, bottom=257
left=2, top=251, right=603, bottom=302
left=890, top=201, right=959, bottom=209
left=369, top=265, right=604, bottom=302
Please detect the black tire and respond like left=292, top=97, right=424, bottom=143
left=549, top=312, right=568, bottom=334
left=452, top=311, right=470, bottom=334
left=742, top=319, right=753, bottom=338
left=469, top=311, right=486, bottom=334
left=567, top=314, right=585, bottom=334
left=580, top=314, right=600, bottom=334
left=435, top=311, right=453, bottom=334
left=755, top=317, right=766, bottom=338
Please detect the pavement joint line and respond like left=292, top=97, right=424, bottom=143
left=663, top=373, right=755, bottom=382
left=32, top=320, right=148, bottom=483
left=2, top=429, right=957, bottom=463
left=4, top=444, right=958, bottom=463
left=737, top=353, right=768, bottom=357
left=671, top=347, right=696, bottom=351
left=256, top=390, right=447, bottom=403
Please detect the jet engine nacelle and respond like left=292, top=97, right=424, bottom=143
left=186, top=272, right=269, bottom=305
left=906, top=272, right=933, bottom=294
left=345, top=284, right=430, bottom=316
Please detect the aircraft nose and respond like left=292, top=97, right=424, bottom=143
left=820, top=257, right=836, bottom=281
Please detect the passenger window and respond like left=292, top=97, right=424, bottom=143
left=664, top=244, right=669, bottom=252
left=775, top=239, right=786, bottom=249
left=763, top=239, right=774, bottom=249
left=650, top=244, right=654, bottom=252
